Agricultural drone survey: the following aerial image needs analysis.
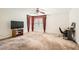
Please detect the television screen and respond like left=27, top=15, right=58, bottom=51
left=11, top=21, right=24, bottom=29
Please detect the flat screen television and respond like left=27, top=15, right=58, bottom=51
left=11, top=21, right=24, bottom=29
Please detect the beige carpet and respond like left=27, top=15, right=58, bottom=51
left=0, top=32, right=79, bottom=50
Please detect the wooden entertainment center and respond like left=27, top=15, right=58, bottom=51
left=12, top=28, right=23, bottom=37
left=11, top=21, right=24, bottom=37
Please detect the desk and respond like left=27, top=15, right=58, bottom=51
left=27, top=14, right=46, bottom=32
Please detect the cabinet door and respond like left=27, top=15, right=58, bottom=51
left=12, top=30, right=16, bottom=37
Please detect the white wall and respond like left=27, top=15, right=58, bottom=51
left=46, top=8, right=70, bottom=34
left=0, top=8, right=70, bottom=39
left=69, top=8, right=79, bottom=43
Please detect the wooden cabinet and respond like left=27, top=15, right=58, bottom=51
left=12, top=29, right=23, bottom=37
